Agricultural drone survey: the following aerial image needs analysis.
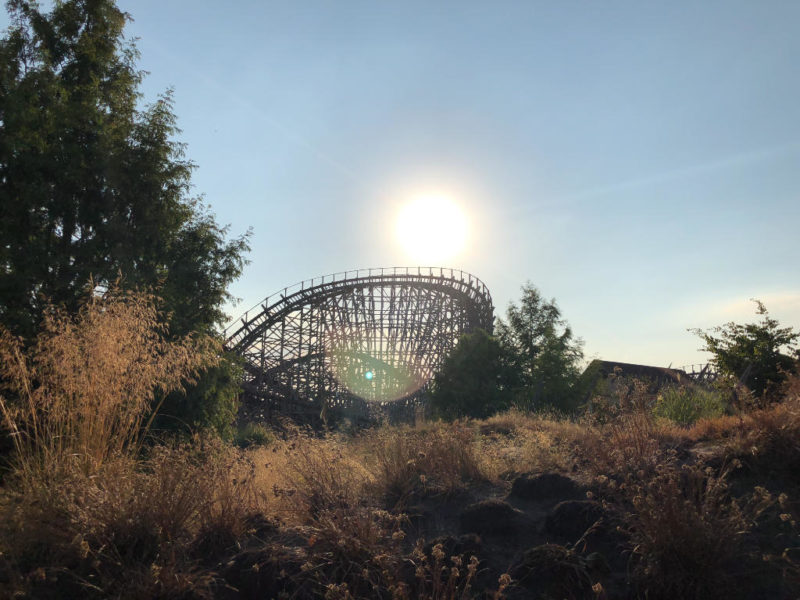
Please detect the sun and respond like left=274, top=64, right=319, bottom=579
left=395, top=194, right=468, bottom=264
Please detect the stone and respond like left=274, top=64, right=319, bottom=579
left=508, top=472, right=583, bottom=504
left=459, top=499, right=525, bottom=536
left=544, top=500, right=606, bottom=543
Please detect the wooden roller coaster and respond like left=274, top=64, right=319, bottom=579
left=224, top=267, right=494, bottom=425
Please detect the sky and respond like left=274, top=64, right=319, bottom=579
left=5, top=1, right=799, bottom=368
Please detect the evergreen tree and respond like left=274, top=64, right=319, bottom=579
left=430, top=329, right=515, bottom=420
left=495, top=284, right=584, bottom=412
left=0, top=0, right=250, bottom=434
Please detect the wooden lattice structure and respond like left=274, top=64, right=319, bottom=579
left=224, top=267, right=494, bottom=424
left=679, top=363, right=720, bottom=385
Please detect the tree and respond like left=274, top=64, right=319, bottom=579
left=0, top=0, right=249, bottom=434
left=153, top=350, right=243, bottom=439
left=495, top=284, right=584, bottom=412
left=690, top=300, right=799, bottom=399
left=430, top=329, right=515, bottom=420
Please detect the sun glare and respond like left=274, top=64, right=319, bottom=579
left=395, top=195, right=468, bottom=264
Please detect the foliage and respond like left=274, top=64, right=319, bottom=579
left=155, top=351, right=243, bottom=439
left=690, top=300, right=799, bottom=399
left=0, top=0, right=249, bottom=432
left=234, top=422, right=274, bottom=449
left=495, top=283, right=584, bottom=412
left=0, top=288, right=218, bottom=476
left=0, top=0, right=250, bottom=338
left=430, top=328, right=515, bottom=421
left=653, top=386, right=726, bottom=426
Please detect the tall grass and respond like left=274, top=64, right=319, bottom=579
left=614, top=461, right=773, bottom=599
left=0, top=289, right=217, bottom=477
left=2, top=310, right=797, bottom=600
left=360, top=422, right=485, bottom=508
left=0, top=290, right=254, bottom=597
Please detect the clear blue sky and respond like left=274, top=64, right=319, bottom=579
left=6, top=1, right=800, bottom=367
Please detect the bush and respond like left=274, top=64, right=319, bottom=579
left=614, top=462, right=773, bottom=599
left=234, top=422, right=274, bottom=448
left=653, top=387, right=726, bottom=426
left=155, top=353, right=244, bottom=440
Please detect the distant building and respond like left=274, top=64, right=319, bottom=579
left=577, top=359, right=692, bottom=405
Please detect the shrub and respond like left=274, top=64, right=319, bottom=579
left=234, top=422, right=275, bottom=448
left=653, top=386, right=726, bottom=426
left=155, top=353, right=244, bottom=440
left=690, top=300, right=799, bottom=399
left=614, top=462, right=773, bottom=599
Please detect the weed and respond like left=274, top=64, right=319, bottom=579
left=653, top=386, right=726, bottom=426
left=234, top=422, right=275, bottom=449
left=614, top=461, right=772, bottom=599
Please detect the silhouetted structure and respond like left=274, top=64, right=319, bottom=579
left=224, top=267, right=494, bottom=424
left=578, top=359, right=697, bottom=405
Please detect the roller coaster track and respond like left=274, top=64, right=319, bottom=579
left=224, top=267, right=494, bottom=423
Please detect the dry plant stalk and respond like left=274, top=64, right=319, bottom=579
left=618, top=461, right=773, bottom=599
left=0, top=288, right=219, bottom=476
left=361, top=423, right=485, bottom=508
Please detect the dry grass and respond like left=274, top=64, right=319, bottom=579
left=610, top=461, right=774, bottom=599
left=680, top=392, right=800, bottom=483
left=359, top=422, right=486, bottom=508
left=256, top=421, right=489, bottom=519
left=473, top=409, right=585, bottom=480
left=1, top=439, right=265, bottom=598
left=0, top=290, right=257, bottom=598
left=269, top=431, right=373, bottom=522
left=2, top=301, right=798, bottom=600
left=0, top=288, right=218, bottom=477
left=574, top=410, right=685, bottom=480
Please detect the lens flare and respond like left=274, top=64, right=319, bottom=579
left=326, top=330, right=427, bottom=403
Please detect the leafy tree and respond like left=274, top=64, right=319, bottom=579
left=430, top=329, right=515, bottom=420
left=690, top=300, right=799, bottom=399
left=0, top=0, right=249, bottom=434
left=153, top=350, right=243, bottom=439
left=495, top=284, right=584, bottom=412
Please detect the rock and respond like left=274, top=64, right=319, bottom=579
left=544, top=500, right=606, bottom=543
left=221, top=544, right=300, bottom=600
left=510, top=543, right=602, bottom=595
left=508, top=472, right=583, bottom=504
left=459, top=499, right=525, bottom=536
